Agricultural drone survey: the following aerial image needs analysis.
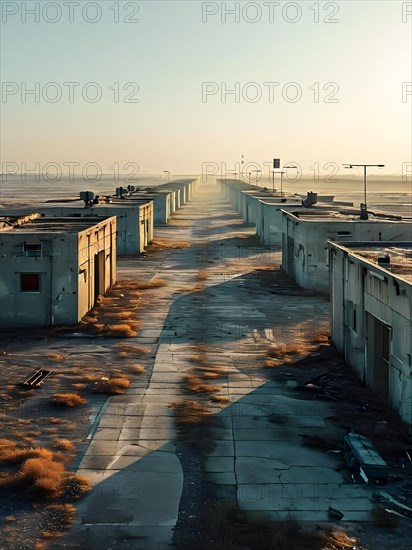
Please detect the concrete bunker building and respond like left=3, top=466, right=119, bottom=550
left=218, top=178, right=353, bottom=245
left=40, top=197, right=154, bottom=256
left=116, top=178, right=196, bottom=225
left=0, top=214, right=117, bottom=326
left=282, top=209, right=412, bottom=294
left=329, top=242, right=412, bottom=429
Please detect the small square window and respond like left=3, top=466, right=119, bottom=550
left=24, top=243, right=42, bottom=257
left=21, top=273, right=41, bottom=292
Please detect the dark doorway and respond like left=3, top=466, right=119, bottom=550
left=94, top=251, right=106, bottom=304
left=366, top=313, right=391, bottom=405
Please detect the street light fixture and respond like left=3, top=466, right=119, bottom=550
left=251, top=169, right=261, bottom=185
left=163, top=170, right=170, bottom=183
left=343, top=163, right=385, bottom=219
left=272, top=165, right=297, bottom=196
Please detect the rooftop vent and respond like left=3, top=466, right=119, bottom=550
left=377, top=254, right=391, bottom=271
left=80, top=191, right=99, bottom=207
left=302, top=191, right=318, bottom=208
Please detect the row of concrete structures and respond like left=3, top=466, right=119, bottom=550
left=218, top=178, right=411, bottom=294
left=218, top=178, right=412, bottom=429
left=3, top=179, right=197, bottom=256
left=217, top=177, right=354, bottom=247
left=0, top=179, right=197, bottom=326
left=330, top=242, right=412, bottom=430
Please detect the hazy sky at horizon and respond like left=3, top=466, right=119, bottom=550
left=1, top=1, right=411, bottom=177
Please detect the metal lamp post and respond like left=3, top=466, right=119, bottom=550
left=343, top=164, right=385, bottom=219
left=163, top=170, right=170, bottom=183
left=251, top=169, right=261, bottom=185
left=273, top=165, right=297, bottom=196
left=272, top=170, right=284, bottom=195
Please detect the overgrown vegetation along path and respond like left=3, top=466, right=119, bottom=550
left=0, top=186, right=409, bottom=550
left=2, top=183, right=411, bottom=549
left=65, top=182, right=377, bottom=550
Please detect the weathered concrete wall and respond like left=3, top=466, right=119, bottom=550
left=330, top=243, right=412, bottom=430
left=217, top=179, right=301, bottom=244
left=77, top=217, right=117, bottom=320
left=40, top=202, right=153, bottom=255
left=121, top=193, right=170, bottom=225
left=256, top=201, right=302, bottom=244
left=282, top=212, right=412, bottom=294
left=153, top=193, right=171, bottom=224
left=0, top=217, right=116, bottom=326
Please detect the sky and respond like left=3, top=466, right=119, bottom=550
left=1, top=0, right=411, bottom=177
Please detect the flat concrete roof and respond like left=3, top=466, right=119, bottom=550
left=0, top=214, right=113, bottom=234
left=283, top=209, right=405, bottom=223
left=330, top=241, right=412, bottom=283
left=94, top=198, right=153, bottom=207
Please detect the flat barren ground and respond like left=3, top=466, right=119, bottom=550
left=1, top=182, right=411, bottom=550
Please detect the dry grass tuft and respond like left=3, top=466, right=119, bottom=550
left=266, top=343, right=286, bottom=358
left=94, top=376, right=131, bottom=395
left=76, top=282, right=144, bottom=338
left=45, top=353, right=66, bottom=362
left=265, top=340, right=314, bottom=366
left=129, top=279, right=167, bottom=290
left=262, top=359, right=282, bottom=369
left=115, top=343, right=149, bottom=355
left=42, top=503, right=77, bottom=535
left=51, top=393, right=86, bottom=407
left=211, top=395, right=230, bottom=406
left=0, top=451, right=91, bottom=501
left=151, top=238, right=191, bottom=250
left=182, top=374, right=220, bottom=395
left=52, top=439, right=75, bottom=453
left=198, top=370, right=224, bottom=380
left=285, top=341, right=311, bottom=356
left=101, top=323, right=138, bottom=338
left=13, top=430, right=41, bottom=439
left=0, top=440, right=54, bottom=464
left=72, top=382, right=87, bottom=389
left=321, top=526, right=358, bottom=548
left=108, top=311, right=134, bottom=320
left=312, top=330, right=330, bottom=343
left=169, top=400, right=210, bottom=425
left=195, top=270, right=208, bottom=282
left=130, top=364, right=145, bottom=373
left=190, top=342, right=208, bottom=353
left=49, top=417, right=66, bottom=425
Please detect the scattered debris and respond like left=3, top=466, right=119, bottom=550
left=298, top=371, right=342, bottom=400
left=328, top=506, right=344, bottom=520
left=344, top=432, right=389, bottom=484
left=372, top=490, right=412, bottom=519
left=22, top=369, right=52, bottom=388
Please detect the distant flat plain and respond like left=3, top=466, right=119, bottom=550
left=0, top=174, right=411, bottom=218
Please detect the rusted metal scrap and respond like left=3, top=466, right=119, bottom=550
left=344, top=432, right=389, bottom=484
left=22, top=369, right=52, bottom=388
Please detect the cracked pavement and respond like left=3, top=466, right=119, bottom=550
left=67, top=181, right=374, bottom=548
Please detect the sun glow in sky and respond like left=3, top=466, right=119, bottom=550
left=1, top=0, right=411, bottom=176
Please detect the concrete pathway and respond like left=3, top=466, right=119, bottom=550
left=69, top=182, right=374, bottom=548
